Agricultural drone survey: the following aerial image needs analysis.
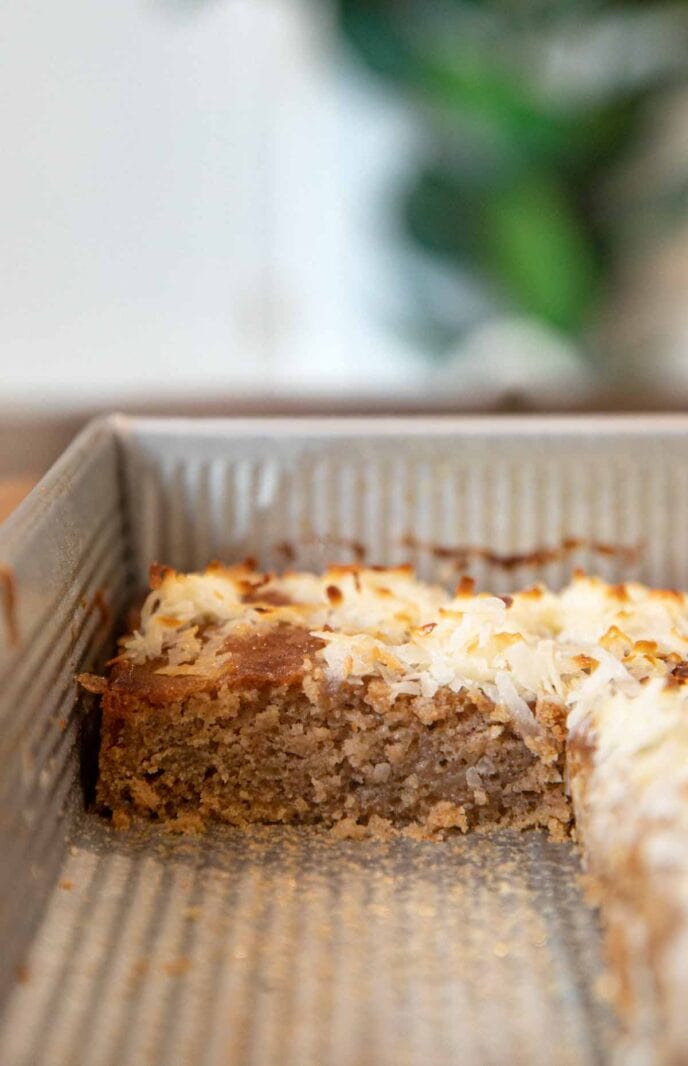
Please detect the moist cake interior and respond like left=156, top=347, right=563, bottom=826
left=97, top=646, right=569, bottom=838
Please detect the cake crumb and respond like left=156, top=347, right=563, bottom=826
left=163, top=957, right=191, bottom=977
left=112, top=809, right=132, bottom=831
left=330, top=818, right=370, bottom=841
left=163, top=812, right=205, bottom=835
left=128, top=958, right=149, bottom=991
left=426, top=801, right=469, bottom=834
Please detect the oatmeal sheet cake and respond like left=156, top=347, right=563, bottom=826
left=88, top=562, right=571, bottom=837
left=81, top=561, right=688, bottom=1061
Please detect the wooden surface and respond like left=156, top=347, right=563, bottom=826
left=0, top=477, right=36, bottom=523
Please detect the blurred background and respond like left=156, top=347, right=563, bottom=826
left=4, top=0, right=688, bottom=509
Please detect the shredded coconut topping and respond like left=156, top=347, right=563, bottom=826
left=121, top=563, right=688, bottom=732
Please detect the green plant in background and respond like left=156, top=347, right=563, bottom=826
left=337, top=0, right=688, bottom=354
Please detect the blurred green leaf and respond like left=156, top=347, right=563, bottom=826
left=405, top=166, right=482, bottom=262
left=482, top=174, right=600, bottom=331
left=339, top=2, right=418, bottom=83
left=417, top=54, right=575, bottom=163
left=341, top=3, right=572, bottom=163
left=405, top=164, right=600, bottom=333
left=337, top=0, right=688, bottom=348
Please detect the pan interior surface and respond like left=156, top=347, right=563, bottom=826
left=0, top=817, right=614, bottom=1066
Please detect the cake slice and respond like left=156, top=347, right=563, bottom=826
left=557, top=578, right=688, bottom=1062
left=83, top=561, right=573, bottom=837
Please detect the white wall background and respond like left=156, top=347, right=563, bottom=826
left=0, top=0, right=424, bottom=411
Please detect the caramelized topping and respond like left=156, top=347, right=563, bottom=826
left=219, top=625, right=325, bottom=685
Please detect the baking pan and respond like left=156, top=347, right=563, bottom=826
left=3, top=413, right=688, bottom=1065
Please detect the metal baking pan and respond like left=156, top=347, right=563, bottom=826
left=4, top=413, right=688, bottom=1066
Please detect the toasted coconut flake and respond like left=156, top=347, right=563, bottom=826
left=573, top=654, right=599, bottom=673
left=635, top=640, right=658, bottom=654
left=77, top=672, right=108, bottom=694
left=149, top=562, right=176, bottom=589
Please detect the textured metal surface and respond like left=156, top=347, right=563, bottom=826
left=5, top=414, right=688, bottom=1065
left=120, top=416, right=688, bottom=593
left=0, top=418, right=131, bottom=1008
left=0, top=820, right=612, bottom=1066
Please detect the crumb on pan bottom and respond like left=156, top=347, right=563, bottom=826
left=97, top=680, right=571, bottom=841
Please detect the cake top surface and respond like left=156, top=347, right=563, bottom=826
left=118, top=563, right=688, bottom=720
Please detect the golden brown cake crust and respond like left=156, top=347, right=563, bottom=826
left=106, top=624, right=324, bottom=705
